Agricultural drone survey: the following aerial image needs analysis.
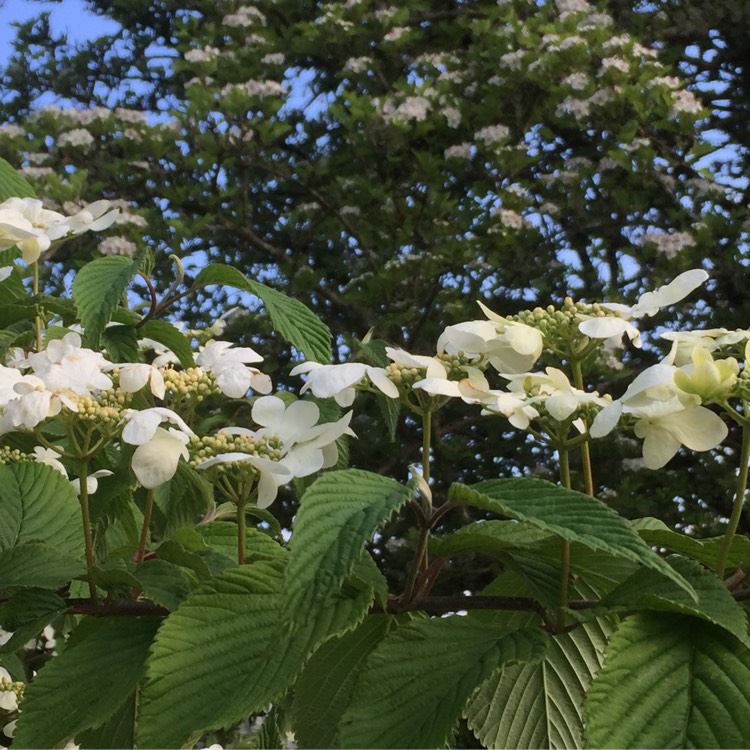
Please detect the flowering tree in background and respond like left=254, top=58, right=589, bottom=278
left=0, top=1, right=749, bottom=747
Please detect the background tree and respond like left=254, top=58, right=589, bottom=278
left=0, top=0, right=746, bottom=542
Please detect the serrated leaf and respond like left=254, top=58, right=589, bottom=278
left=138, top=319, right=195, bottom=367
left=72, top=256, right=144, bottom=347
left=0, top=543, right=83, bottom=589
left=137, top=558, right=373, bottom=748
left=451, top=479, right=695, bottom=600
left=135, top=558, right=193, bottom=611
left=194, top=521, right=286, bottom=562
left=339, top=615, right=549, bottom=749
left=12, top=616, right=160, bottom=748
left=600, top=556, right=749, bottom=646
left=431, top=520, right=553, bottom=559
left=585, top=613, right=750, bottom=748
left=638, top=527, right=750, bottom=571
left=101, top=324, right=140, bottom=362
left=0, top=589, right=67, bottom=654
left=0, top=462, right=83, bottom=557
left=283, top=470, right=411, bottom=624
left=0, top=158, right=35, bottom=199
left=152, top=460, right=212, bottom=539
left=194, top=263, right=331, bottom=362
left=77, top=690, right=137, bottom=749
left=465, top=615, right=613, bottom=749
left=292, top=615, right=391, bottom=748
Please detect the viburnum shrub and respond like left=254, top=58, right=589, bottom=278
left=0, top=160, right=749, bottom=750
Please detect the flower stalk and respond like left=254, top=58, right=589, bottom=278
left=715, top=415, right=750, bottom=578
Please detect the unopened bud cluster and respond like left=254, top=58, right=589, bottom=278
left=162, top=367, right=220, bottom=407
left=514, top=298, right=603, bottom=353
left=190, top=432, right=283, bottom=466
left=67, top=389, right=130, bottom=429
left=0, top=446, right=31, bottom=465
left=0, top=676, right=24, bottom=713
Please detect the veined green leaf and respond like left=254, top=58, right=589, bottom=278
left=136, top=558, right=373, bottom=748
left=77, top=690, right=137, bottom=749
left=0, top=462, right=83, bottom=557
left=0, top=543, right=84, bottom=590
left=292, top=615, right=391, bottom=748
left=466, top=615, right=612, bottom=749
left=283, top=469, right=411, bottom=624
left=450, top=479, right=695, bottom=599
left=600, top=556, right=749, bottom=646
left=0, top=158, right=35, bottom=199
left=12, top=617, right=160, bottom=749
left=134, top=558, right=193, bottom=611
left=338, top=614, right=549, bottom=749
left=138, top=319, right=196, bottom=368
left=585, top=613, right=750, bottom=748
left=72, top=256, right=144, bottom=347
left=0, top=589, right=67, bottom=654
left=431, top=520, right=553, bottom=559
left=194, top=263, right=331, bottom=362
left=152, top=460, right=213, bottom=540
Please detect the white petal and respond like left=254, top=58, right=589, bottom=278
left=633, top=269, right=709, bottom=318
left=251, top=395, right=287, bottom=426
left=131, top=428, right=188, bottom=488
left=589, top=401, right=622, bottom=438
left=578, top=317, right=631, bottom=339
left=639, top=424, right=681, bottom=469
left=660, top=407, right=728, bottom=452
left=366, top=366, right=399, bottom=398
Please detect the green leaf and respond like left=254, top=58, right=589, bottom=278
left=193, top=521, right=286, bottom=562
left=137, top=558, right=373, bottom=748
left=194, top=263, right=331, bottom=362
left=101, top=324, right=140, bottom=362
left=431, top=520, right=553, bottom=559
left=0, top=158, right=35, bottom=199
left=292, top=615, right=391, bottom=749
left=283, top=469, right=412, bottom=624
left=638, top=527, right=750, bottom=571
left=139, top=319, right=196, bottom=367
left=585, top=613, right=750, bottom=748
left=77, top=690, right=137, bottom=749
left=0, top=462, right=83, bottom=557
left=152, top=460, right=212, bottom=539
left=600, top=556, right=749, bottom=646
left=339, top=615, right=549, bottom=749
left=465, top=615, right=613, bottom=749
left=12, top=616, right=160, bottom=748
left=0, top=589, right=67, bottom=654
left=134, top=558, right=193, bottom=611
left=72, top=256, right=144, bottom=347
left=451, top=479, right=695, bottom=599
left=0, top=543, right=83, bottom=589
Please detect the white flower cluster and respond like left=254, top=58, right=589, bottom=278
left=640, top=230, right=696, bottom=258
left=0, top=197, right=117, bottom=264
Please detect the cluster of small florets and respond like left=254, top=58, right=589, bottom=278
left=0, top=446, right=32, bottom=465
left=162, top=367, right=220, bottom=404
left=514, top=297, right=605, bottom=353
left=190, top=431, right=282, bottom=467
left=734, top=367, right=750, bottom=401
left=67, top=390, right=129, bottom=429
left=0, top=675, right=24, bottom=712
left=385, top=363, right=428, bottom=389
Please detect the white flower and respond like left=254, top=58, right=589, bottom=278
left=290, top=362, right=398, bottom=407
left=438, top=305, right=543, bottom=374
left=33, top=446, right=67, bottom=477
left=196, top=339, right=271, bottom=398
left=589, top=363, right=727, bottom=468
left=114, top=363, right=166, bottom=399
left=28, top=332, right=112, bottom=394
left=578, top=269, right=709, bottom=347
left=62, top=200, right=118, bottom=235
left=131, top=427, right=190, bottom=488
left=121, top=407, right=193, bottom=445
left=251, top=395, right=355, bottom=477
left=71, top=469, right=113, bottom=495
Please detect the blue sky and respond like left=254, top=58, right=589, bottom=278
left=0, top=0, right=116, bottom=52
